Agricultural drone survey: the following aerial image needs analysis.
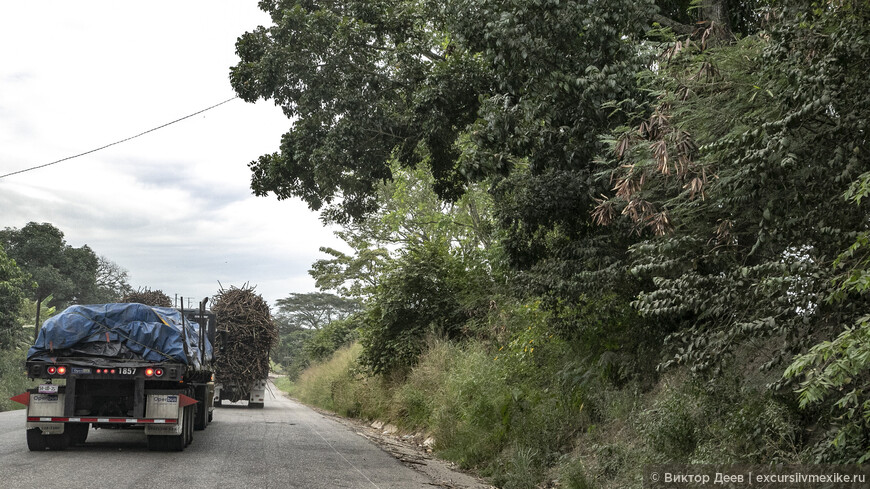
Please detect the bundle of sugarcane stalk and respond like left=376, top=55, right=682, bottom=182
left=121, top=288, right=172, bottom=307
left=211, top=284, right=277, bottom=386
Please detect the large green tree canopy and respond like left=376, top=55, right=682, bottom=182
left=230, top=0, right=671, bottom=224
left=0, top=222, right=100, bottom=338
left=274, top=291, right=360, bottom=332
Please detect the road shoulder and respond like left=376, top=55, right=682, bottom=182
left=273, top=386, right=492, bottom=489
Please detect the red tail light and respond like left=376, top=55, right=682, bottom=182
left=47, top=366, right=57, bottom=375
left=110, top=369, right=116, bottom=374
left=154, top=368, right=164, bottom=377
left=145, top=368, right=154, bottom=377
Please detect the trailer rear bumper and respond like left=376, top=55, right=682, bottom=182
left=27, top=417, right=177, bottom=424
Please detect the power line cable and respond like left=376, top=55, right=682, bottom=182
left=0, top=96, right=238, bottom=180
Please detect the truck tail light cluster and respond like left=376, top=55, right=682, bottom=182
left=144, top=368, right=164, bottom=377
left=46, top=366, right=67, bottom=375
left=95, top=368, right=117, bottom=374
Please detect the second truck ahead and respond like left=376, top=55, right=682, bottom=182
left=180, top=306, right=268, bottom=408
left=209, top=285, right=277, bottom=409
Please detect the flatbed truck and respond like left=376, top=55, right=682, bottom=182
left=12, top=300, right=214, bottom=451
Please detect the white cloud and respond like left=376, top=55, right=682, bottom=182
left=0, top=1, right=345, bottom=306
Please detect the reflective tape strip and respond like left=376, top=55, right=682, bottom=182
left=27, top=417, right=177, bottom=424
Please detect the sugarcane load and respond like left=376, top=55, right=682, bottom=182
left=211, top=284, right=278, bottom=408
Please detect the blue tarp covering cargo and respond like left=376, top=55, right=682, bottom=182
left=27, top=303, right=213, bottom=368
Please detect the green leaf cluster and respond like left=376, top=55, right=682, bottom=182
left=0, top=245, right=31, bottom=350
left=359, top=239, right=491, bottom=374
left=598, top=2, right=870, bottom=385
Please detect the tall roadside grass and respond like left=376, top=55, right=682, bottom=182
left=279, top=339, right=804, bottom=488
left=282, top=337, right=589, bottom=488
left=0, top=348, right=35, bottom=412
left=289, top=343, right=391, bottom=419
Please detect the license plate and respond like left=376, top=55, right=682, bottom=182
left=38, top=384, right=58, bottom=394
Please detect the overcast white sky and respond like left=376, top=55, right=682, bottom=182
left=0, top=2, right=343, bottom=307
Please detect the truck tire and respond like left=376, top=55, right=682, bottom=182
left=147, top=435, right=166, bottom=451
left=165, top=432, right=185, bottom=451
left=214, top=399, right=222, bottom=407
left=26, top=428, right=47, bottom=451
left=194, top=404, right=207, bottom=431
left=66, top=423, right=89, bottom=446
left=185, top=406, right=194, bottom=446
left=45, top=433, right=68, bottom=451
left=249, top=402, right=264, bottom=409
left=164, top=405, right=190, bottom=452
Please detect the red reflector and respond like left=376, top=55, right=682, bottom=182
left=57, top=366, right=67, bottom=375
left=110, top=369, right=116, bottom=374
left=47, top=366, right=57, bottom=375
left=145, top=368, right=154, bottom=377
left=96, top=369, right=102, bottom=374
left=10, top=392, right=30, bottom=406
left=179, top=394, right=199, bottom=407
left=155, top=368, right=163, bottom=377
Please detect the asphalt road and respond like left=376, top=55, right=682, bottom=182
left=0, top=384, right=471, bottom=489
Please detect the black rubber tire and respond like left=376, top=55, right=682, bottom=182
left=214, top=399, right=222, bottom=407
left=66, top=423, right=89, bottom=446
left=249, top=402, right=264, bottom=409
left=194, top=404, right=207, bottom=431
left=185, top=406, right=193, bottom=446
left=163, top=429, right=184, bottom=451
left=147, top=435, right=166, bottom=451
left=45, top=433, right=68, bottom=451
left=207, top=409, right=213, bottom=423
left=164, top=405, right=188, bottom=452
left=26, top=428, right=47, bottom=451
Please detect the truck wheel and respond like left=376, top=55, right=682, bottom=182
left=249, top=402, right=264, bottom=409
left=45, top=434, right=68, bottom=451
left=207, top=409, right=213, bottom=423
left=165, top=433, right=185, bottom=451
left=26, top=428, right=47, bottom=451
left=185, top=406, right=194, bottom=446
left=214, top=399, right=222, bottom=407
left=147, top=435, right=166, bottom=451
left=194, top=404, right=207, bottom=431
left=66, top=423, right=89, bottom=446
left=164, top=408, right=188, bottom=452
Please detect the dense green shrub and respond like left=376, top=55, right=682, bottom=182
left=0, top=348, right=34, bottom=412
left=304, top=315, right=361, bottom=361
left=638, top=379, right=706, bottom=462
left=0, top=245, right=29, bottom=350
left=359, top=240, right=490, bottom=375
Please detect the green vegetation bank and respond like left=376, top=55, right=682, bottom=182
left=251, top=1, right=870, bottom=487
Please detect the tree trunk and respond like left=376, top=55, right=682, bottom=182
left=34, top=296, right=42, bottom=342
left=699, top=0, right=732, bottom=40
